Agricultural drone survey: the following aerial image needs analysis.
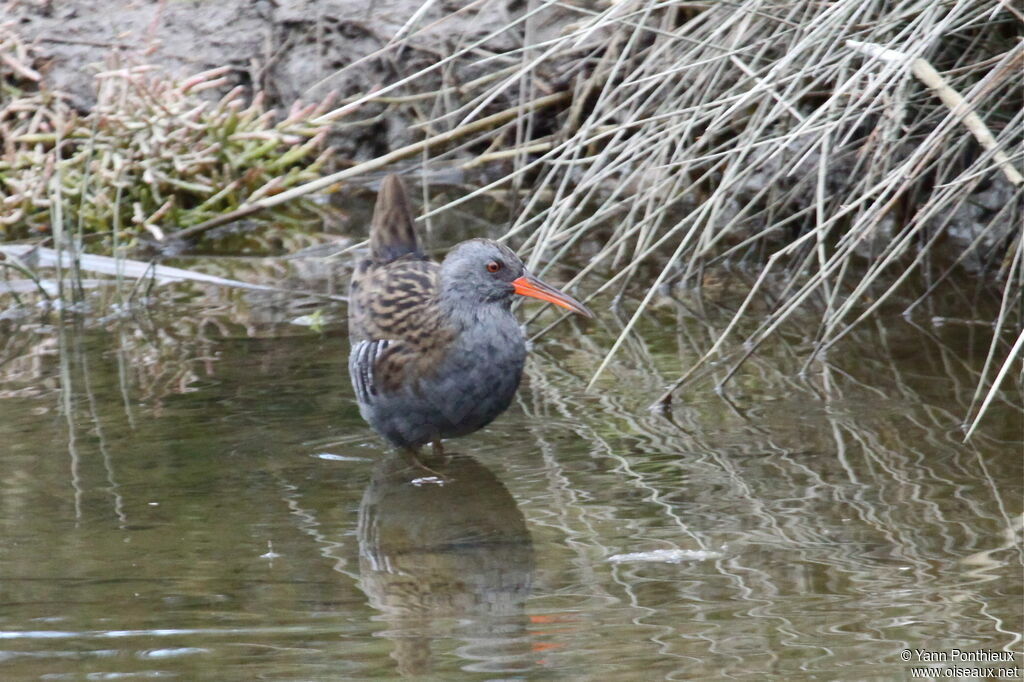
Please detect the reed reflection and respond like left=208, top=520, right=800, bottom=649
left=357, top=453, right=535, bottom=676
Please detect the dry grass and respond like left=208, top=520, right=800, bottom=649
left=363, top=0, right=1022, bottom=438
left=192, top=0, right=1019, bottom=437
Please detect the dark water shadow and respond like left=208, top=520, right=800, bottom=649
left=356, top=452, right=536, bottom=676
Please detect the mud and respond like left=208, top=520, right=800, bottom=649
left=3, top=0, right=562, bottom=155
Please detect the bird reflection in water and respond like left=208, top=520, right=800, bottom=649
left=357, top=453, right=536, bottom=676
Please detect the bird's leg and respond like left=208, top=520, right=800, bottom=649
left=430, top=439, right=452, bottom=470
left=400, top=446, right=446, bottom=480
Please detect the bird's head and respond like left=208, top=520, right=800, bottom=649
left=440, top=239, right=593, bottom=317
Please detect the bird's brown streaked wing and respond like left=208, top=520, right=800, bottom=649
left=349, top=258, right=439, bottom=340
left=348, top=258, right=454, bottom=396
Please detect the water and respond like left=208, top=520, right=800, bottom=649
left=0, top=263, right=1020, bottom=680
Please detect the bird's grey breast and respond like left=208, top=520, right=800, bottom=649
left=428, top=307, right=526, bottom=428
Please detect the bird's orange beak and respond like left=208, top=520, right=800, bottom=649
left=512, top=274, right=594, bottom=318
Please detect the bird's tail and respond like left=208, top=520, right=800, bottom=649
left=370, top=174, right=422, bottom=263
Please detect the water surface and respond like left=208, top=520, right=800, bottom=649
left=0, top=260, right=1020, bottom=680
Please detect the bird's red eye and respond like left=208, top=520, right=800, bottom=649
left=486, top=261, right=502, bottom=273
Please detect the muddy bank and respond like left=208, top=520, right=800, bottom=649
left=3, top=0, right=1019, bottom=263
left=4, top=0, right=572, bottom=155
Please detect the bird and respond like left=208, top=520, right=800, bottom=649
left=348, top=174, right=592, bottom=459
